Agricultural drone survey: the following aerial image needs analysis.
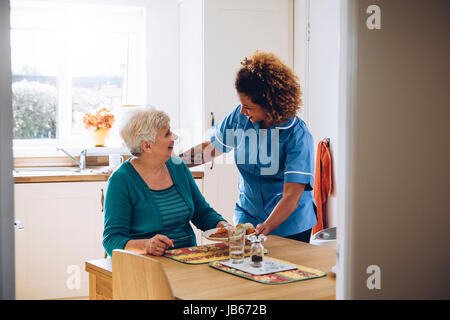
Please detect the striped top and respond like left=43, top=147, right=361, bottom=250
left=103, top=158, right=225, bottom=257
left=149, top=185, right=195, bottom=249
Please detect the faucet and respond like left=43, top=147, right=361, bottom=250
left=56, top=147, right=87, bottom=170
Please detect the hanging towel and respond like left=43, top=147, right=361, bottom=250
left=312, top=140, right=332, bottom=234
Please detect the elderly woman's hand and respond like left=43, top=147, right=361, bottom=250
left=145, top=234, right=174, bottom=256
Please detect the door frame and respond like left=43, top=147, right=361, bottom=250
left=0, top=0, right=15, bottom=300
left=293, top=0, right=359, bottom=300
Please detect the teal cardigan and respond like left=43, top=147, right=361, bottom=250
left=102, top=157, right=225, bottom=256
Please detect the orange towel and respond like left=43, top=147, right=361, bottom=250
left=312, top=140, right=332, bottom=234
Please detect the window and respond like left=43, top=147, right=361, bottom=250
left=10, top=0, right=146, bottom=154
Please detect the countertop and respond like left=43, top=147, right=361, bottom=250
left=13, top=166, right=204, bottom=183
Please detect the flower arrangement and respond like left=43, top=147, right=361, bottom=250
left=83, top=107, right=115, bottom=131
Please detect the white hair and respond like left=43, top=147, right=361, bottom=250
left=119, top=106, right=170, bottom=157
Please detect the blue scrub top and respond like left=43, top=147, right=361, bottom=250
left=210, top=105, right=317, bottom=237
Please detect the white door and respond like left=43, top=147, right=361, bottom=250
left=14, top=182, right=106, bottom=299
left=294, top=0, right=340, bottom=228
left=203, top=0, right=293, bottom=225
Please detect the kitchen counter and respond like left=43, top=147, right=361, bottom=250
left=13, top=166, right=204, bottom=183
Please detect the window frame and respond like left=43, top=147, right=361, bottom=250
left=10, top=0, right=147, bottom=157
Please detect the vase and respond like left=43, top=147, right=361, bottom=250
left=90, top=128, right=110, bottom=147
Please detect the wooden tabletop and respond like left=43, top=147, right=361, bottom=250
left=86, top=235, right=336, bottom=300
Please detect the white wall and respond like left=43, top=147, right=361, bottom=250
left=342, top=0, right=450, bottom=299
left=143, top=0, right=201, bottom=138
left=294, top=0, right=340, bottom=229
left=178, top=0, right=203, bottom=149
left=146, top=0, right=180, bottom=129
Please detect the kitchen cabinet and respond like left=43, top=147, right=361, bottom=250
left=14, top=181, right=107, bottom=299
left=14, top=176, right=205, bottom=299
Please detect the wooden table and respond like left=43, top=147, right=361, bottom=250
left=85, top=235, right=336, bottom=300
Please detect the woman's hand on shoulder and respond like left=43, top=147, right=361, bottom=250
left=145, top=234, right=174, bottom=256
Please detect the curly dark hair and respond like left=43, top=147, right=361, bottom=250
left=235, top=51, right=302, bottom=124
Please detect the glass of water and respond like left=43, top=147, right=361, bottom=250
left=228, top=225, right=246, bottom=264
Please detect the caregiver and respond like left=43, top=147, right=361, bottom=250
left=180, top=51, right=317, bottom=243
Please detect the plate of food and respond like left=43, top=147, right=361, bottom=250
left=202, top=226, right=228, bottom=242
left=202, top=223, right=256, bottom=242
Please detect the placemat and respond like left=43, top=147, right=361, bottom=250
left=164, top=243, right=268, bottom=264
left=209, top=256, right=327, bottom=284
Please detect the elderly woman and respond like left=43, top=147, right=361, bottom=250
left=102, top=107, right=228, bottom=257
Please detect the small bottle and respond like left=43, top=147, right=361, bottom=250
left=249, top=235, right=265, bottom=267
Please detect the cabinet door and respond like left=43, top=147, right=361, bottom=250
left=194, top=177, right=203, bottom=194
left=191, top=177, right=204, bottom=245
left=190, top=177, right=222, bottom=246
left=14, top=182, right=107, bottom=300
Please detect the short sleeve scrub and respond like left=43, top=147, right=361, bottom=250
left=210, top=105, right=317, bottom=237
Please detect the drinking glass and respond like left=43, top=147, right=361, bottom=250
left=228, top=225, right=245, bottom=264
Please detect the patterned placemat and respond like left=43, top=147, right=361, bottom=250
left=209, top=256, right=327, bottom=284
left=164, top=243, right=268, bottom=264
